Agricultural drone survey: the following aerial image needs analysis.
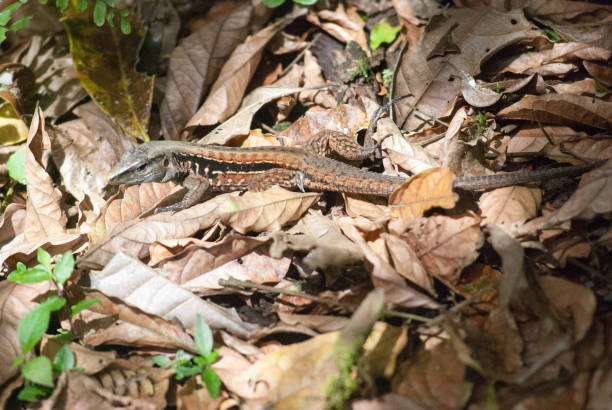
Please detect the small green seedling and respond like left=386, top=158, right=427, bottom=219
left=9, top=249, right=101, bottom=401
left=154, top=314, right=221, bottom=398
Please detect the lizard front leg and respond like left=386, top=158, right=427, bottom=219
left=155, top=174, right=210, bottom=213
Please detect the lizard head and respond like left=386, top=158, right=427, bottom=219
left=108, top=141, right=179, bottom=185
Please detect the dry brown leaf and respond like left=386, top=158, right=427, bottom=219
left=507, top=126, right=586, bottom=158
left=526, top=0, right=612, bottom=24
left=0, top=233, right=85, bottom=270
left=155, top=234, right=270, bottom=284
left=212, top=346, right=268, bottom=404
left=299, top=49, right=337, bottom=108
left=200, top=86, right=305, bottom=145
left=503, top=42, right=611, bottom=74
left=391, top=341, right=466, bottom=410
left=24, top=107, right=66, bottom=240
left=337, top=217, right=439, bottom=309
left=91, top=252, right=259, bottom=338
left=549, top=159, right=612, bottom=223
left=460, top=73, right=503, bottom=107
left=389, top=168, right=457, bottom=221
left=498, top=94, right=612, bottom=130
left=382, top=128, right=440, bottom=176
left=479, top=187, right=542, bottom=234
left=183, top=250, right=291, bottom=295
left=552, top=79, right=603, bottom=96
left=394, top=6, right=541, bottom=130
left=269, top=211, right=363, bottom=272
left=539, top=276, right=595, bottom=342
left=307, top=4, right=369, bottom=55
left=188, top=21, right=281, bottom=127
left=176, top=376, right=223, bottom=409
left=278, top=104, right=369, bottom=145
left=0, top=203, right=25, bottom=247
left=402, top=214, right=484, bottom=284
left=277, top=313, right=349, bottom=334
left=41, top=338, right=115, bottom=376
left=215, top=186, right=319, bottom=234
left=0, top=281, right=51, bottom=386
left=78, top=197, right=224, bottom=270
left=584, top=61, right=612, bottom=87
left=160, top=2, right=252, bottom=139
left=102, top=182, right=183, bottom=230
left=361, top=322, right=408, bottom=379
left=382, top=233, right=435, bottom=296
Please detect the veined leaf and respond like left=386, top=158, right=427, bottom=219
left=62, top=4, right=153, bottom=140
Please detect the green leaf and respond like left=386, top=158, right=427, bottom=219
left=120, top=16, right=130, bottom=34
left=93, top=1, right=106, bottom=26
left=71, top=297, right=101, bottom=315
left=37, top=248, right=52, bottom=271
left=0, top=27, right=7, bottom=44
left=56, top=0, right=69, bottom=11
left=294, top=0, right=318, bottom=5
left=119, top=7, right=129, bottom=17
left=18, top=296, right=67, bottom=354
left=194, top=314, right=213, bottom=357
left=13, top=356, right=25, bottom=367
left=17, top=385, right=49, bottom=402
left=22, top=356, right=54, bottom=387
left=173, top=365, right=202, bottom=380
left=53, top=344, right=75, bottom=372
left=0, top=2, right=23, bottom=26
left=152, top=355, right=171, bottom=367
left=8, top=265, right=53, bottom=283
left=370, top=19, right=401, bottom=51
left=262, top=0, right=285, bottom=7
left=106, top=9, right=114, bottom=27
left=202, top=366, right=221, bottom=398
left=6, top=149, right=26, bottom=185
left=9, top=15, right=32, bottom=31
left=53, top=250, right=74, bottom=285
left=76, top=0, right=88, bottom=12
left=544, top=28, right=560, bottom=42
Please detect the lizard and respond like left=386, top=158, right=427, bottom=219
left=107, top=131, right=602, bottom=213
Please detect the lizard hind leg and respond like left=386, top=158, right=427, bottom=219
left=304, top=130, right=376, bottom=161
left=247, top=169, right=306, bottom=192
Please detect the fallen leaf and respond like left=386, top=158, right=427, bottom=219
left=63, top=4, right=154, bottom=140
left=90, top=252, right=259, bottom=338
left=160, top=2, right=252, bottom=139
left=188, top=21, right=281, bottom=126
left=479, top=187, right=542, bottom=234
left=389, top=168, right=457, bottom=221
left=498, top=94, right=612, bottom=130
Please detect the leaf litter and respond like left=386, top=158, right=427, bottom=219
left=0, top=0, right=611, bottom=408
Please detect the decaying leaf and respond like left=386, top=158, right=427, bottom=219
left=479, top=187, right=542, bottom=234
left=63, top=5, right=154, bottom=140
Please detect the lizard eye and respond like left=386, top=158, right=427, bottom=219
left=137, top=164, right=147, bottom=172
left=163, top=158, right=169, bottom=167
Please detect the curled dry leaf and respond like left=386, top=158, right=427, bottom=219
left=91, top=252, right=259, bottom=338
left=460, top=71, right=503, bottom=107
left=215, top=186, right=319, bottom=234
left=24, top=107, right=67, bottom=240
left=188, top=21, right=281, bottom=127
left=584, top=60, right=612, bottom=87
left=401, top=214, right=484, bottom=284
left=0, top=203, right=25, bottom=247
left=507, top=125, right=586, bottom=158
left=382, top=129, right=440, bottom=176
left=160, top=2, right=252, bottom=139
left=382, top=233, right=436, bottom=297
left=479, top=187, right=542, bottom=234
left=201, top=86, right=305, bottom=145
left=337, top=217, right=439, bottom=309
left=307, top=4, right=369, bottom=55
left=389, top=168, right=457, bottom=221
left=498, top=94, right=612, bottom=130
left=299, top=49, right=337, bottom=109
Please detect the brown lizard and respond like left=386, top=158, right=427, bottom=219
left=108, top=131, right=601, bottom=212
